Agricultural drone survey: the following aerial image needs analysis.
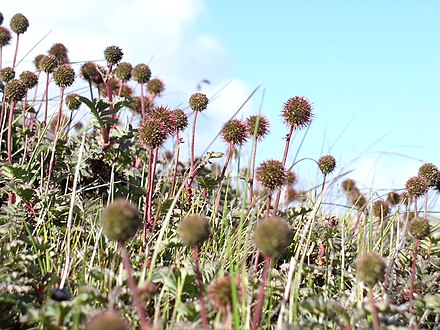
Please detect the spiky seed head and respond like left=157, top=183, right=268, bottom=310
left=132, top=63, right=151, bottom=84
left=208, top=275, right=242, bottom=312
left=10, top=13, right=29, bottom=34
left=19, top=70, right=38, bottom=89
left=102, top=199, right=141, bottom=242
left=33, top=54, right=44, bottom=71
left=4, top=79, right=26, bottom=102
left=104, top=45, right=123, bottom=66
left=49, top=43, right=69, bottom=65
left=246, top=115, right=270, bottom=140
left=256, top=159, right=286, bottom=190
left=189, top=92, right=209, bottom=112
left=174, top=108, right=188, bottom=131
left=220, top=119, right=248, bottom=146
left=39, top=54, right=59, bottom=74
left=65, top=93, right=81, bottom=110
left=341, top=179, right=357, bottom=192
left=386, top=191, right=401, bottom=206
left=418, top=163, right=439, bottom=187
left=372, top=200, right=390, bottom=217
left=406, top=176, right=429, bottom=198
left=349, top=191, right=367, bottom=209
left=147, top=78, right=165, bottom=96
left=282, top=96, right=313, bottom=129
left=318, top=155, right=336, bottom=175
left=0, top=26, right=12, bottom=47
left=80, top=62, right=104, bottom=85
left=53, top=64, right=75, bottom=88
left=0, top=67, right=15, bottom=82
left=356, top=253, right=386, bottom=287
left=138, top=118, right=168, bottom=149
left=150, top=106, right=177, bottom=136
left=85, top=310, right=129, bottom=330
left=254, top=216, right=292, bottom=258
left=179, top=214, right=211, bottom=247
left=284, top=170, right=297, bottom=186
left=409, top=218, right=430, bottom=239
left=114, top=62, right=132, bottom=82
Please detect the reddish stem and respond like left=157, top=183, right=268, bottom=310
left=273, top=125, right=294, bottom=215
left=171, top=132, right=182, bottom=196
left=249, top=139, right=258, bottom=204
left=409, top=238, right=420, bottom=305
left=8, top=101, right=17, bottom=163
left=190, top=111, right=199, bottom=176
left=193, top=246, right=209, bottom=330
left=369, top=286, right=380, bottom=330
left=214, top=144, right=234, bottom=216
left=12, top=34, right=20, bottom=69
left=44, top=73, right=50, bottom=127
left=424, top=191, right=428, bottom=220
left=251, top=255, right=271, bottom=330
left=140, top=83, right=146, bottom=118
left=55, top=88, right=65, bottom=136
left=143, top=148, right=154, bottom=240
left=120, top=244, right=151, bottom=330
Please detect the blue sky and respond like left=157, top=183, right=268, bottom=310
left=2, top=0, right=440, bottom=206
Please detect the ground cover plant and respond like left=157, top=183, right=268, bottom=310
left=0, top=11, right=439, bottom=330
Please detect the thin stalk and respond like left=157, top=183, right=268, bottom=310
left=54, top=87, right=65, bottom=136
left=193, top=246, right=209, bottom=330
left=369, top=286, right=380, bottom=330
left=120, top=244, right=151, bottom=330
left=249, top=139, right=258, bottom=204
left=7, top=101, right=17, bottom=163
left=12, top=34, right=20, bottom=69
left=409, top=238, right=420, bottom=305
left=149, top=148, right=159, bottom=229
left=273, top=125, right=294, bottom=214
left=143, top=148, right=154, bottom=240
left=171, top=133, right=182, bottom=196
left=140, top=83, right=146, bottom=117
left=424, top=191, right=428, bottom=220
left=251, top=255, right=271, bottom=330
left=22, top=90, right=29, bottom=130
left=214, top=144, right=234, bottom=216
left=190, top=111, right=199, bottom=175
left=43, top=72, right=50, bottom=127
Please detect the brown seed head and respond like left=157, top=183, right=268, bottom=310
left=318, top=155, right=336, bottom=175
left=179, top=214, right=211, bottom=247
left=220, top=119, right=248, bottom=146
left=418, top=163, right=439, bottom=187
left=19, top=70, right=38, bottom=89
left=115, top=62, right=132, bottom=82
left=49, top=43, right=70, bottom=65
left=356, top=253, right=386, bottom=287
left=132, top=63, right=151, bottom=84
left=282, top=96, right=313, bottom=129
left=189, top=92, right=209, bottom=112
left=256, top=159, right=286, bottom=190
left=0, top=26, right=12, bottom=47
left=53, top=64, right=75, bottom=88
left=406, top=176, right=429, bottom=198
left=254, top=216, right=292, bottom=258
left=10, top=13, right=29, bottom=34
left=147, top=78, right=165, bottom=96
left=246, top=114, right=270, bottom=140
left=0, top=67, right=15, bottom=82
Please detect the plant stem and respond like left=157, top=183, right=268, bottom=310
left=120, top=244, right=151, bottom=330
left=273, top=125, right=294, bottom=214
left=44, top=72, right=50, bottom=127
left=171, top=133, right=182, bottom=196
left=214, top=144, right=234, bottom=216
left=55, top=87, right=65, bottom=136
left=143, top=148, right=154, bottom=240
left=140, top=83, right=146, bottom=118
left=190, top=111, right=199, bottom=176
left=193, top=246, right=209, bottom=330
left=369, top=286, right=380, bottom=330
left=12, top=34, right=20, bottom=69
left=251, top=255, right=271, bottom=330
left=249, top=139, right=258, bottom=204
left=409, top=238, right=420, bottom=305
left=7, top=101, right=16, bottom=163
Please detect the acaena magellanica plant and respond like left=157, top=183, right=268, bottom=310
left=186, top=92, right=209, bottom=197
left=0, top=25, right=12, bottom=69
left=52, top=63, right=75, bottom=136
left=132, top=63, right=152, bottom=117
left=356, top=253, right=386, bottom=330
left=214, top=118, right=249, bottom=216
left=10, top=13, right=29, bottom=68
left=171, top=108, right=189, bottom=195
left=417, top=163, right=439, bottom=220
left=405, top=175, right=429, bottom=218
left=114, top=62, right=132, bottom=97
left=208, top=275, right=242, bottom=325
left=274, top=96, right=313, bottom=214
left=179, top=215, right=211, bottom=330
left=252, top=216, right=292, bottom=330
left=4, top=78, right=26, bottom=163
left=80, top=61, right=104, bottom=99
left=19, top=70, right=38, bottom=128
left=246, top=114, right=270, bottom=203
left=138, top=115, right=170, bottom=238
left=39, top=54, right=59, bottom=126
left=102, top=199, right=152, bottom=330
left=256, top=159, right=286, bottom=216
left=408, top=217, right=431, bottom=305
left=318, top=154, right=336, bottom=193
